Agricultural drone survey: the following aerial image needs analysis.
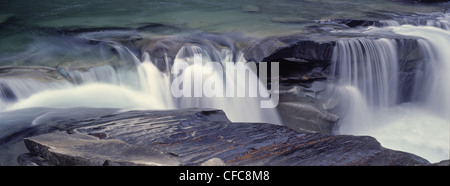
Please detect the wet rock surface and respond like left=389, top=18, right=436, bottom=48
left=18, top=109, right=430, bottom=166
left=22, top=132, right=179, bottom=166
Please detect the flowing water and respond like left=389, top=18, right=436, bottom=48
left=1, top=0, right=450, bottom=165
left=329, top=18, right=450, bottom=162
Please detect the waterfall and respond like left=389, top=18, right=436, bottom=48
left=330, top=38, right=399, bottom=132
left=331, top=38, right=399, bottom=108
left=0, top=79, right=72, bottom=110
left=1, top=39, right=281, bottom=125
left=392, top=25, right=450, bottom=119
left=330, top=24, right=450, bottom=162
left=168, top=45, right=280, bottom=124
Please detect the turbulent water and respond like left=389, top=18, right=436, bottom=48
left=1, top=0, right=450, bottom=165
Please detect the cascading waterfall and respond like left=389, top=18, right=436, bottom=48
left=0, top=79, right=71, bottom=109
left=392, top=25, right=450, bottom=119
left=330, top=22, right=450, bottom=162
left=169, top=45, right=280, bottom=124
left=330, top=38, right=399, bottom=132
left=0, top=39, right=281, bottom=125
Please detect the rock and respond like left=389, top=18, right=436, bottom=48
left=432, top=159, right=450, bottom=166
left=0, top=81, right=17, bottom=102
left=0, top=66, right=66, bottom=81
left=22, top=131, right=180, bottom=166
left=200, top=158, right=226, bottom=166
left=17, top=153, right=54, bottom=166
left=317, top=19, right=381, bottom=27
left=244, top=37, right=289, bottom=63
left=277, top=83, right=339, bottom=135
left=242, top=5, right=260, bottom=13
left=19, top=109, right=430, bottom=166
left=277, top=101, right=338, bottom=134
left=243, top=35, right=336, bottom=63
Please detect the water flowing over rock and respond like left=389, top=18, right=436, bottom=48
left=18, top=109, right=430, bottom=166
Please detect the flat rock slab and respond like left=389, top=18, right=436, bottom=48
left=20, top=109, right=430, bottom=166
left=23, top=132, right=179, bottom=166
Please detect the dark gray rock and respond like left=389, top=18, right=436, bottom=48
left=243, top=35, right=335, bottom=63
left=317, top=19, right=381, bottom=28
left=17, top=153, right=55, bottom=166
left=0, top=81, right=17, bottom=102
left=23, top=131, right=180, bottom=166
left=276, top=83, right=338, bottom=134
left=19, top=109, right=430, bottom=166
left=277, top=100, right=338, bottom=134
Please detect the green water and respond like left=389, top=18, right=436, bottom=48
left=1, top=0, right=448, bottom=35
left=1, top=0, right=448, bottom=64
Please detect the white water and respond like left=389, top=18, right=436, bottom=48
left=332, top=25, right=450, bottom=162
left=0, top=79, right=71, bottom=110
left=2, top=43, right=281, bottom=125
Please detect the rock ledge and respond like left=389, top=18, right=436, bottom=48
left=18, top=109, right=430, bottom=166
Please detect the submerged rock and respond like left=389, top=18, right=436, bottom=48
left=19, top=109, right=430, bottom=166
